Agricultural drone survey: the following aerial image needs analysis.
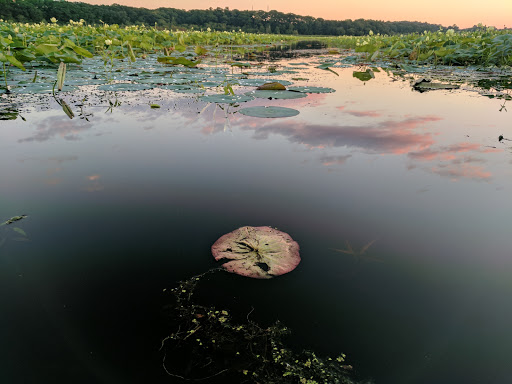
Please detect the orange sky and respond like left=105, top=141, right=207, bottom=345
left=72, top=0, right=512, bottom=28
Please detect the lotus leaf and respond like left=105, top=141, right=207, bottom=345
left=174, top=88, right=204, bottom=94
left=287, top=86, right=335, bottom=93
left=413, top=79, right=460, bottom=92
left=353, top=69, right=375, bottom=82
left=244, top=90, right=306, bottom=99
left=211, top=226, right=300, bottom=279
left=98, top=83, right=152, bottom=92
left=256, top=82, right=286, bottom=90
left=239, top=106, right=300, bottom=118
left=199, top=94, right=254, bottom=103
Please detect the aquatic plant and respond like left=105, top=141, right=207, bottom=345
left=211, top=226, right=301, bottom=279
left=160, top=269, right=358, bottom=384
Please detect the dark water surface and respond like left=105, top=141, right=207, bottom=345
left=1, top=60, right=511, bottom=384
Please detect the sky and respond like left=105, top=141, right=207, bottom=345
left=72, top=0, right=512, bottom=29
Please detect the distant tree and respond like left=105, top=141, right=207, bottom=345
left=0, top=0, right=447, bottom=36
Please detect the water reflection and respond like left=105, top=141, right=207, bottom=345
left=2, top=59, right=511, bottom=384
left=18, top=115, right=92, bottom=143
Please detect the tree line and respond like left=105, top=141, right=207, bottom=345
left=0, top=0, right=453, bottom=35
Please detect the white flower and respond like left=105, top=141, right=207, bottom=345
left=105, top=39, right=112, bottom=46
left=50, top=17, right=57, bottom=23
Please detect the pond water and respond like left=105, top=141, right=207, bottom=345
left=1, top=56, right=512, bottom=384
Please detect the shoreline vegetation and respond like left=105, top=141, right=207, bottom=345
left=1, top=0, right=505, bottom=36
left=1, top=18, right=510, bottom=83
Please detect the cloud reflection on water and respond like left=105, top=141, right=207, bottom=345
left=231, top=114, right=501, bottom=181
left=18, top=115, right=92, bottom=143
left=242, top=116, right=440, bottom=154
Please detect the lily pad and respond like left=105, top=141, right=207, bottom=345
left=413, top=79, right=460, bottom=92
left=211, top=226, right=300, bottom=279
left=353, top=69, right=375, bottom=82
left=14, top=83, right=77, bottom=94
left=157, top=84, right=193, bottom=91
left=237, top=78, right=292, bottom=87
left=174, top=88, right=205, bottom=94
left=287, top=86, right=335, bottom=93
left=244, top=90, right=307, bottom=100
left=199, top=94, right=254, bottom=104
left=98, top=83, right=152, bottom=92
left=239, top=106, right=300, bottom=118
left=256, top=82, right=286, bottom=90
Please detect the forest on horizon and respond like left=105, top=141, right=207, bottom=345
left=0, top=0, right=469, bottom=36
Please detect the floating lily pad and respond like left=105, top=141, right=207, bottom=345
left=14, top=83, right=77, bottom=94
left=256, top=82, right=286, bottom=90
left=413, top=79, right=460, bottom=92
left=157, top=84, right=192, bottom=91
left=237, top=78, right=292, bottom=87
left=199, top=94, right=254, bottom=103
left=244, top=90, right=307, bottom=99
left=174, top=88, right=205, bottom=94
left=239, top=106, right=300, bottom=118
left=198, top=81, right=221, bottom=88
left=287, top=86, right=335, bottom=93
left=98, top=83, right=152, bottom=92
left=211, top=226, right=300, bottom=279
left=353, top=69, right=375, bottom=82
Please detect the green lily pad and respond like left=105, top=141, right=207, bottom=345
left=244, top=90, right=307, bottom=99
left=239, top=106, right=300, bottom=118
left=353, top=69, right=375, bottom=82
left=200, top=94, right=254, bottom=103
left=157, top=84, right=192, bottom=90
left=237, top=78, right=292, bottom=87
left=287, top=86, right=335, bottom=93
left=174, top=88, right=205, bottom=94
left=413, top=79, right=460, bottom=92
left=14, top=83, right=77, bottom=94
left=98, top=83, right=152, bottom=92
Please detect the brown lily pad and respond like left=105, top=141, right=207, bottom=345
left=256, top=82, right=286, bottom=90
left=211, top=226, right=300, bottom=279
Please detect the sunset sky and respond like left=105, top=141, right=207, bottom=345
left=71, top=0, right=512, bottom=29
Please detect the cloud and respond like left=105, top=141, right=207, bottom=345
left=344, top=110, right=382, bottom=118
left=408, top=142, right=502, bottom=181
left=241, top=115, right=440, bottom=154
left=318, top=154, right=352, bottom=166
left=18, top=115, right=92, bottom=143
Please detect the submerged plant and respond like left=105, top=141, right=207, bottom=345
left=160, top=269, right=359, bottom=384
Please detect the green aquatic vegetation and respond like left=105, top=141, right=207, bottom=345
left=412, top=78, right=460, bottom=92
left=353, top=69, right=375, bottom=82
left=160, top=270, right=358, bottom=383
left=239, top=106, right=300, bottom=118
left=199, top=94, right=254, bottom=104
left=2, top=215, right=27, bottom=225
left=244, top=90, right=307, bottom=99
left=331, top=239, right=383, bottom=263
left=287, top=86, right=335, bottom=93
left=0, top=215, right=29, bottom=248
